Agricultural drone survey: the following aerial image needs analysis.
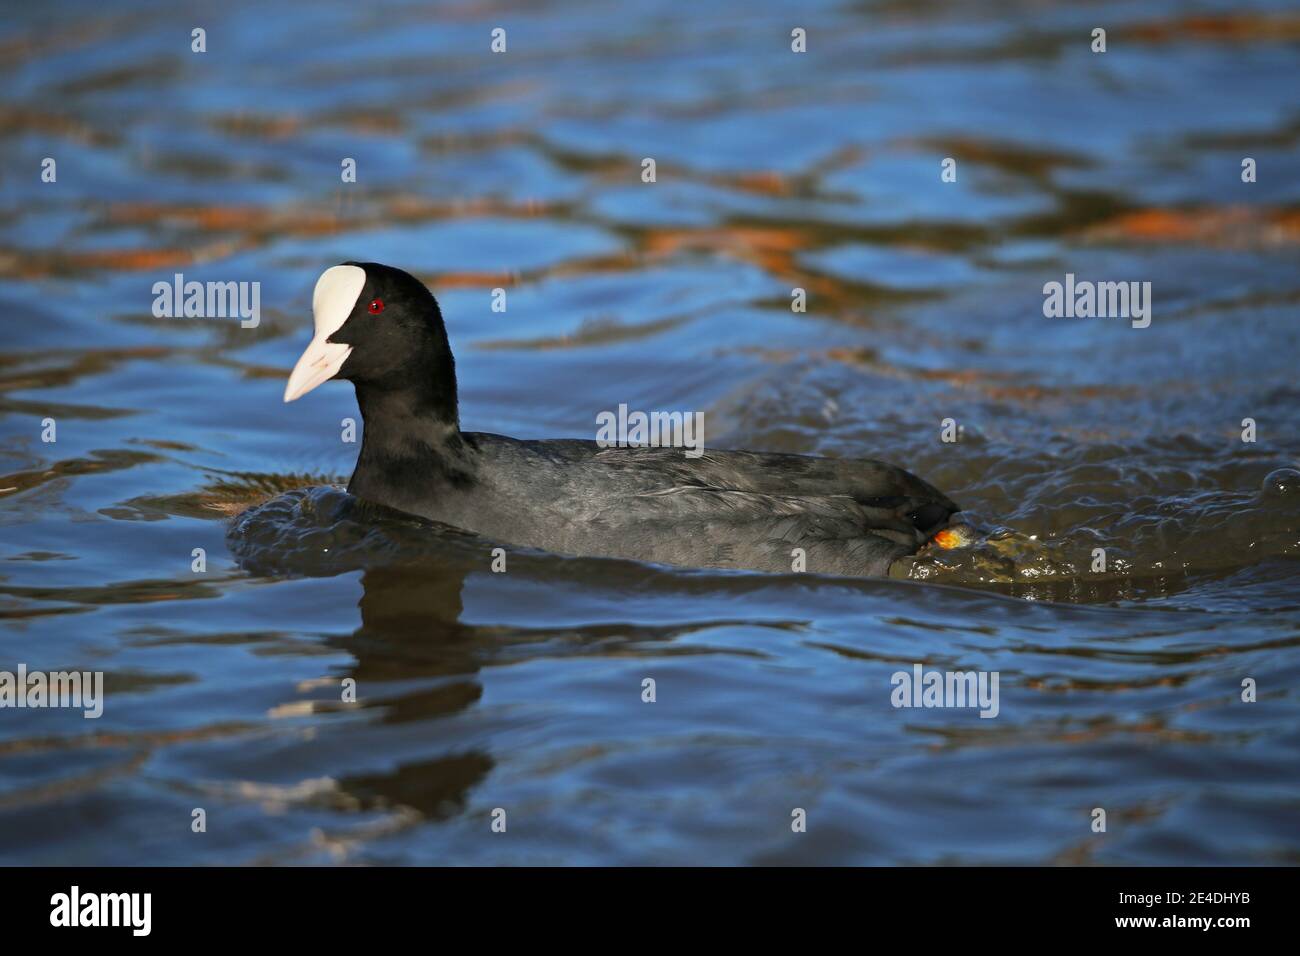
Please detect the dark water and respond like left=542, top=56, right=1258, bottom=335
left=2, top=0, right=1299, bottom=864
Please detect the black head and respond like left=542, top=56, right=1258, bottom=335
left=284, top=262, right=458, bottom=420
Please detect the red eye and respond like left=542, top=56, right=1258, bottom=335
left=368, top=298, right=384, bottom=315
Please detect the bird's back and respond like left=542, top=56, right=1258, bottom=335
left=408, top=434, right=959, bottom=575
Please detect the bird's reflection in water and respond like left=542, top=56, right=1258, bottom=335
left=340, top=563, right=479, bottom=685
left=338, top=751, right=494, bottom=821
left=328, top=561, right=494, bottom=821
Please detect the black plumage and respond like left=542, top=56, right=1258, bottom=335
left=285, top=262, right=959, bottom=576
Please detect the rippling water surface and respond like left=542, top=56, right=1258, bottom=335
left=2, top=0, right=1299, bottom=864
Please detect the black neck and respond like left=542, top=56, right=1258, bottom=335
left=348, top=372, right=478, bottom=504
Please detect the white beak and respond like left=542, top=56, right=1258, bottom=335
left=283, top=335, right=352, bottom=402
left=283, top=264, right=367, bottom=402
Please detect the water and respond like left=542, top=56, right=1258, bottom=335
left=2, top=0, right=1299, bottom=865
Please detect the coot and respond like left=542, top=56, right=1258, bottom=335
left=284, top=263, right=959, bottom=576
